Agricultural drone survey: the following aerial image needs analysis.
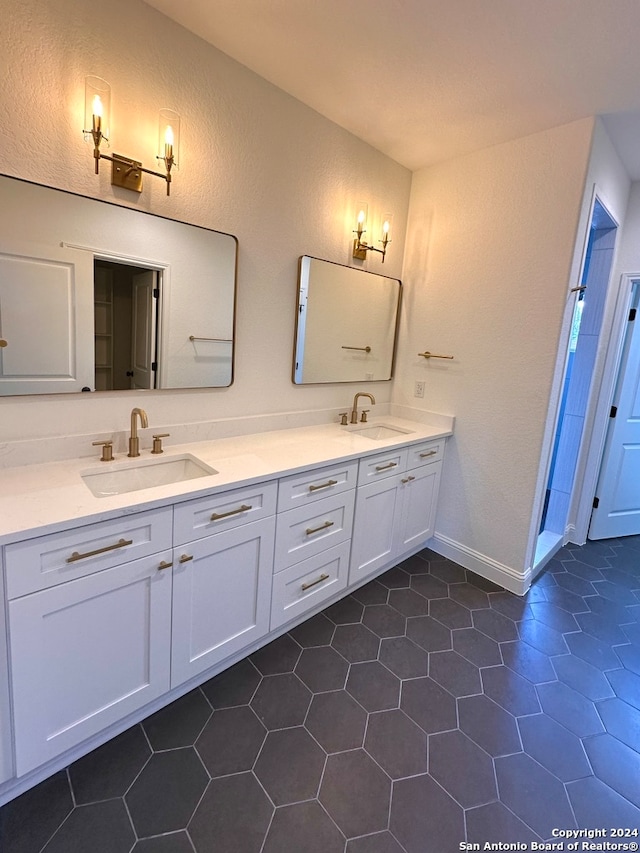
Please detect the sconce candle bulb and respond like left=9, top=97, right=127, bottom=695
left=352, top=202, right=392, bottom=263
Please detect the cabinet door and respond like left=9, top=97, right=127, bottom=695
left=349, top=475, right=401, bottom=585
left=9, top=552, right=173, bottom=776
left=171, top=517, right=275, bottom=687
left=397, top=462, right=442, bottom=554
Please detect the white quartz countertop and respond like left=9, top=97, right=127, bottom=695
left=0, top=417, right=452, bottom=545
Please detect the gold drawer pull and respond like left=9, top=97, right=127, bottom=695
left=309, top=479, right=338, bottom=492
left=211, top=504, right=252, bottom=521
left=179, top=554, right=193, bottom=563
left=419, top=450, right=437, bottom=458
left=375, top=462, right=397, bottom=471
left=158, top=560, right=173, bottom=570
left=401, top=476, right=416, bottom=484
left=67, top=538, right=133, bottom=563
left=301, top=573, right=330, bottom=591
left=306, top=520, right=335, bottom=536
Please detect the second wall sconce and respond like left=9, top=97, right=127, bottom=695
left=83, top=76, right=180, bottom=196
left=353, top=203, right=393, bottom=263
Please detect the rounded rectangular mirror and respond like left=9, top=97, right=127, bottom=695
left=0, top=174, right=237, bottom=396
left=293, top=256, right=401, bottom=384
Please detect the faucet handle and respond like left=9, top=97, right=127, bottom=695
left=338, top=412, right=349, bottom=426
left=92, top=440, right=114, bottom=462
left=151, top=433, right=170, bottom=455
left=360, top=410, right=370, bottom=423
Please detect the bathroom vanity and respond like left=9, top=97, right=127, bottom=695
left=0, top=415, right=451, bottom=804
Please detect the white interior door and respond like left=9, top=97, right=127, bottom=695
left=589, top=282, right=640, bottom=539
left=131, top=270, right=156, bottom=389
left=0, top=242, right=94, bottom=394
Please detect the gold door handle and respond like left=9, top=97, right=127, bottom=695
left=419, top=450, right=437, bottom=458
left=0, top=339, right=7, bottom=348
left=67, top=538, right=133, bottom=563
left=401, top=476, right=416, bottom=483
left=179, top=554, right=193, bottom=563
left=306, top=520, right=335, bottom=536
left=375, top=462, right=397, bottom=471
left=308, top=479, right=338, bottom=492
left=158, top=560, right=173, bottom=570
left=301, top=573, right=330, bottom=591
left=210, top=504, right=252, bottom=521
left=418, top=352, right=454, bottom=359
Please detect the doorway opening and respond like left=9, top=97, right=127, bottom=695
left=537, top=198, right=618, bottom=559
left=93, top=260, right=160, bottom=391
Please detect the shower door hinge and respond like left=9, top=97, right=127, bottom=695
left=151, top=362, right=157, bottom=372
left=610, top=405, right=618, bottom=418
left=593, top=496, right=600, bottom=509
left=153, top=288, right=159, bottom=299
left=630, top=308, right=637, bottom=321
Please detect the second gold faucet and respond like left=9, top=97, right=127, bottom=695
left=351, top=392, right=376, bottom=424
left=128, top=408, right=148, bottom=457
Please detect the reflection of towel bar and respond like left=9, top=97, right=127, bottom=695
left=189, top=335, right=233, bottom=342
left=418, top=351, right=454, bottom=359
left=342, top=345, right=371, bottom=353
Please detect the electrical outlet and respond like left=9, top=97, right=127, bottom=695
left=414, top=380, right=425, bottom=398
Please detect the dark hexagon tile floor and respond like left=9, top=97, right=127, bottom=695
left=3, top=536, right=640, bottom=852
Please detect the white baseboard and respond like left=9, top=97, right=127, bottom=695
left=429, top=532, right=531, bottom=596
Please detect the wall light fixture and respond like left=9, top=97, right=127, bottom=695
left=352, top=203, right=393, bottom=263
left=83, top=76, right=180, bottom=196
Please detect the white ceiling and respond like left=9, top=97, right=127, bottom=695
left=143, top=0, right=640, bottom=177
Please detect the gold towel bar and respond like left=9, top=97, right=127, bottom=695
left=418, top=351, right=454, bottom=360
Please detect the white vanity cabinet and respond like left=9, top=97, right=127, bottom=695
left=0, top=552, right=12, bottom=785
left=170, top=481, right=277, bottom=687
left=349, top=439, right=444, bottom=585
left=4, top=508, right=173, bottom=776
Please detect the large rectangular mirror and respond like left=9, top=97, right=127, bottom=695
left=0, top=174, right=237, bottom=396
left=293, top=256, right=401, bottom=384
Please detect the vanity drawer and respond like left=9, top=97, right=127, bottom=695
left=277, top=460, right=358, bottom=511
left=173, top=480, right=277, bottom=545
left=270, top=541, right=350, bottom=631
left=5, top=507, right=173, bottom=600
left=406, top=439, right=445, bottom=469
left=274, top=490, right=355, bottom=572
left=357, top=447, right=408, bottom=486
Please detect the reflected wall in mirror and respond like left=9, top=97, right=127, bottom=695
left=0, top=174, right=237, bottom=396
left=293, top=255, right=401, bottom=384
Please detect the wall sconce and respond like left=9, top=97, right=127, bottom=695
left=352, top=203, right=393, bottom=263
left=83, top=76, right=180, bottom=196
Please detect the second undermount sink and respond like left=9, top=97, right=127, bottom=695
left=82, top=454, right=218, bottom=498
left=348, top=424, right=414, bottom=440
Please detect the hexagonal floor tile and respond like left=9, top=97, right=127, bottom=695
left=499, top=639, right=555, bottom=684
left=351, top=580, right=389, bottom=605
left=583, top=733, right=640, bottom=806
left=596, top=697, right=640, bottom=751
left=325, top=595, right=364, bottom=624
left=390, top=773, right=464, bottom=853
left=250, top=672, right=312, bottom=729
left=69, top=724, right=151, bottom=804
left=262, top=801, right=344, bottom=853
left=189, top=772, right=273, bottom=853
left=552, top=653, right=615, bottom=701
left=489, top=591, right=533, bottom=622
left=320, top=750, right=391, bottom=838
left=196, top=705, right=266, bottom=777
left=331, top=623, right=380, bottom=662
left=429, top=729, right=497, bottom=807
left=250, top=634, right=301, bottom=675
left=254, top=727, right=325, bottom=805
left=400, top=677, right=457, bottom=734
left=142, top=688, right=212, bottom=751
left=405, top=615, right=452, bottom=652
left=364, top=709, right=427, bottom=778
left=362, top=604, right=406, bottom=638
left=410, top=574, right=449, bottom=600
left=429, top=650, right=482, bottom=697
left=566, top=776, right=640, bottom=830
left=379, top=636, right=428, bottom=679
left=305, top=690, right=367, bottom=753
left=607, top=668, right=640, bottom=709
left=465, top=801, right=541, bottom=845
left=458, top=693, right=521, bottom=757
left=347, top=661, right=401, bottom=711
left=516, top=619, right=568, bottom=656
left=288, top=613, right=335, bottom=647
left=452, top=627, right=501, bottom=667
left=448, top=583, right=490, bottom=610
left=200, top=657, right=261, bottom=708
left=429, top=597, right=473, bottom=629
left=295, top=645, right=349, bottom=692
left=481, top=665, right=541, bottom=716
left=126, top=748, right=208, bottom=837
left=387, top=588, right=430, bottom=617
left=536, top=680, right=604, bottom=737
left=472, top=607, right=518, bottom=642
left=40, top=799, right=135, bottom=853
left=518, top=713, right=591, bottom=781
left=377, top=567, right=411, bottom=588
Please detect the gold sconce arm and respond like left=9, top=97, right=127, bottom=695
left=418, top=351, right=454, bottom=360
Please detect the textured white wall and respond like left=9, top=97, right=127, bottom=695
left=395, top=119, right=595, bottom=577
left=0, top=0, right=410, bottom=441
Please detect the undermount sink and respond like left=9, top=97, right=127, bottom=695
left=82, top=454, right=217, bottom=498
left=348, top=424, right=414, bottom=440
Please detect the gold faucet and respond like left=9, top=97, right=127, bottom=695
left=128, top=407, right=148, bottom=457
left=351, top=392, right=376, bottom=424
